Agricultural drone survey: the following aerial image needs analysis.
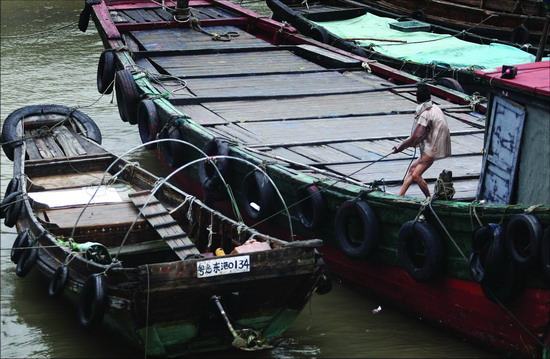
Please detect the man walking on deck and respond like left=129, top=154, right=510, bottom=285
left=392, top=83, right=451, bottom=198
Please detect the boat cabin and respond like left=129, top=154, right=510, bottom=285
left=476, top=61, right=550, bottom=205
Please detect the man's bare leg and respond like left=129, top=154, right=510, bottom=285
left=398, top=155, right=434, bottom=197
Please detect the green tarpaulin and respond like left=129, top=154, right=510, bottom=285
left=314, top=13, right=536, bottom=69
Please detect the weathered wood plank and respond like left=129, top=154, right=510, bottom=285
left=385, top=178, right=480, bottom=200
left=151, top=50, right=324, bottom=78
left=53, top=127, right=87, bottom=157
left=236, top=112, right=481, bottom=146
left=192, top=6, right=240, bottom=20
left=209, top=123, right=265, bottom=145
left=328, top=155, right=482, bottom=184
left=176, top=105, right=229, bottom=126
left=64, top=126, right=107, bottom=155
left=168, top=71, right=369, bottom=100
left=32, top=129, right=64, bottom=159
left=204, top=92, right=412, bottom=123
left=45, top=202, right=146, bottom=229
left=24, top=131, right=42, bottom=160
left=129, top=191, right=200, bottom=258
left=29, top=171, right=113, bottom=191
left=131, top=27, right=273, bottom=52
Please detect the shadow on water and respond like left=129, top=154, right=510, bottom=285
left=2, top=268, right=141, bottom=358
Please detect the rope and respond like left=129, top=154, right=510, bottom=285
left=468, top=200, right=484, bottom=229
left=418, top=196, right=548, bottom=348
left=245, top=152, right=394, bottom=233
left=465, top=92, right=487, bottom=111
left=426, top=197, right=468, bottom=260
left=188, top=14, right=240, bottom=41
left=0, top=107, right=77, bottom=147
left=374, top=15, right=498, bottom=48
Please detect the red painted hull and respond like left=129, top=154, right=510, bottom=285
left=159, top=150, right=549, bottom=357
left=320, top=246, right=550, bottom=358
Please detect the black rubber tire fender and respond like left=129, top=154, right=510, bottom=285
left=541, top=228, right=550, bottom=282
left=314, top=256, right=333, bottom=295
left=137, top=99, right=159, bottom=150
left=78, top=1, right=92, bottom=32
left=159, top=125, right=187, bottom=169
left=309, top=25, right=330, bottom=43
left=11, top=229, right=30, bottom=264
left=481, top=257, right=524, bottom=304
left=482, top=224, right=507, bottom=283
left=16, top=246, right=39, bottom=278
left=506, top=214, right=543, bottom=267
left=1, top=177, right=20, bottom=219
left=511, top=25, right=530, bottom=44
left=398, top=220, right=444, bottom=282
left=2, top=105, right=102, bottom=160
left=436, top=77, right=465, bottom=93
left=411, top=9, right=426, bottom=21
left=78, top=274, right=108, bottom=328
left=315, top=271, right=333, bottom=295
left=468, top=224, right=506, bottom=284
left=335, top=199, right=379, bottom=260
left=115, top=69, right=141, bottom=125
left=469, top=225, right=492, bottom=283
left=241, top=170, right=276, bottom=221
left=198, top=138, right=230, bottom=199
left=297, top=184, right=326, bottom=230
left=4, top=192, right=23, bottom=228
left=97, top=50, right=116, bottom=94
left=48, top=265, right=69, bottom=297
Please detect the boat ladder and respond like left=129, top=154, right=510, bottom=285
left=128, top=190, right=200, bottom=259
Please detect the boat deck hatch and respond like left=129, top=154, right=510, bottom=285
left=389, top=20, right=430, bottom=32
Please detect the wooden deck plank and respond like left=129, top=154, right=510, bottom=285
left=53, top=127, right=87, bottom=157
left=290, top=144, right=359, bottom=163
left=24, top=131, right=42, bottom=160
left=192, top=6, right=240, bottom=20
left=29, top=171, right=113, bottom=191
left=45, top=202, right=146, bottom=229
left=131, top=27, right=274, bottom=52
left=32, top=129, right=64, bottom=159
left=328, top=155, right=482, bottom=184
left=385, top=178, right=480, bottom=200
left=152, top=7, right=174, bottom=21
left=236, top=113, right=480, bottom=146
left=209, top=123, right=265, bottom=145
left=168, top=71, right=368, bottom=100
left=343, top=70, right=397, bottom=88
left=62, top=126, right=106, bottom=155
left=269, top=147, right=319, bottom=165
left=203, top=92, right=413, bottom=123
left=151, top=50, right=325, bottom=78
left=176, top=105, right=229, bottom=126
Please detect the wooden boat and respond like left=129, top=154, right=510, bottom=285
left=266, top=0, right=539, bottom=93
left=78, top=0, right=549, bottom=356
left=0, top=104, right=328, bottom=357
left=348, top=0, right=550, bottom=49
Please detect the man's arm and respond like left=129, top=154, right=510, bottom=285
left=392, top=124, right=427, bottom=153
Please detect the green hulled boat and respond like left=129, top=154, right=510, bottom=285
left=1, top=104, right=328, bottom=357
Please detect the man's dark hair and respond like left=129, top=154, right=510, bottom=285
left=416, top=83, right=431, bottom=103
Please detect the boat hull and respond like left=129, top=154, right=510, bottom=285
left=3, top=104, right=326, bottom=357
